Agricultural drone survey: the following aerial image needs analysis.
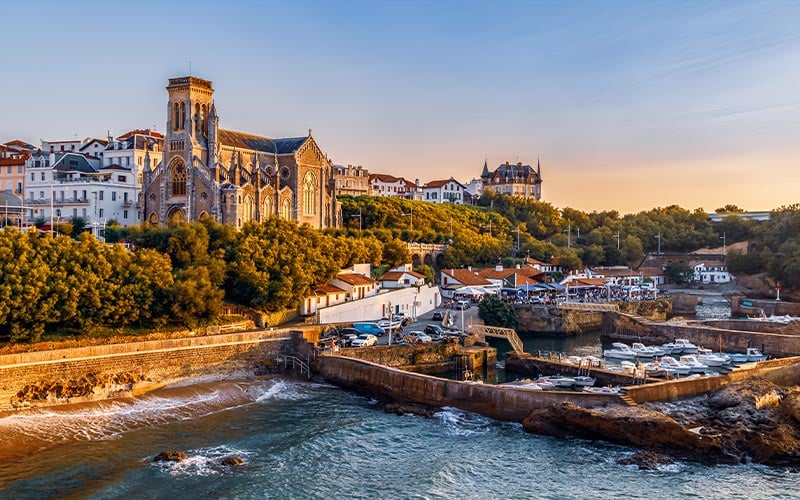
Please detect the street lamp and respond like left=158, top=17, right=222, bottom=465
left=402, top=207, right=413, bottom=232
left=482, top=220, right=493, bottom=237
left=564, top=223, right=571, bottom=248
left=720, top=232, right=726, bottom=256
left=655, top=232, right=661, bottom=255
left=615, top=231, right=621, bottom=250
left=512, top=224, right=522, bottom=253
left=387, top=300, right=394, bottom=344
left=352, top=209, right=362, bottom=231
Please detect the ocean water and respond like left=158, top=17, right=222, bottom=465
left=0, top=377, right=797, bottom=499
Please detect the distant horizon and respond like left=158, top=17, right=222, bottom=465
left=1, top=1, right=797, bottom=214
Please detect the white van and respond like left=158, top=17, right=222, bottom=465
left=457, top=300, right=470, bottom=310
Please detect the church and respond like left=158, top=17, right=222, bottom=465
left=141, top=76, right=339, bottom=229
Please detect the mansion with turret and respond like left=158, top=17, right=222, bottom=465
left=141, top=76, right=338, bottom=229
left=480, top=159, right=542, bottom=201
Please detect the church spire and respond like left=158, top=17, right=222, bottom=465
left=481, top=158, right=490, bottom=178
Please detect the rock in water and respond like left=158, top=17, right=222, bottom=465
left=384, top=402, right=437, bottom=418
left=222, top=456, right=245, bottom=466
left=617, top=451, right=674, bottom=470
left=153, top=451, right=188, bottom=462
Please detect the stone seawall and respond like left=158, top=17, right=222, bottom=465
left=319, top=355, right=624, bottom=423
left=0, top=330, right=295, bottom=412
left=516, top=305, right=603, bottom=334
left=730, top=296, right=800, bottom=317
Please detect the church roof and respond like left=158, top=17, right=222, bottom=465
left=217, top=129, right=308, bottom=155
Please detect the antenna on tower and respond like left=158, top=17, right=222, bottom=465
left=189, top=60, right=192, bottom=75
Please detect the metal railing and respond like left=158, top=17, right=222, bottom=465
left=557, top=301, right=620, bottom=312
left=276, top=355, right=311, bottom=379
left=467, top=324, right=524, bottom=355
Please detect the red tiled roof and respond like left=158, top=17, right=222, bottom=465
left=369, top=173, right=405, bottom=184
left=313, top=284, right=346, bottom=294
left=424, top=179, right=450, bottom=188
left=380, top=271, right=425, bottom=281
left=441, top=269, right=492, bottom=286
left=335, top=273, right=376, bottom=286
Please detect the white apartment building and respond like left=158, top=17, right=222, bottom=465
left=25, top=151, right=139, bottom=233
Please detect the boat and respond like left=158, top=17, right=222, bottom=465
left=564, top=356, right=583, bottom=365
left=502, top=379, right=543, bottom=391
left=582, top=356, right=604, bottom=368
left=658, top=356, right=692, bottom=375
left=696, top=350, right=731, bottom=367
left=679, top=355, right=709, bottom=373
left=583, top=386, right=622, bottom=395
left=603, top=343, right=638, bottom=360
left=672, top=339, right=699, bottom=354
left=572, top=376, right=596, bottom=387
left=642, top=361, right=669, bottom=377
left=631, top=342, right=666, bottom=358
left=729, top=348, right=768, bottom=364
left=534, top=377, right=556, bottom=390
left=539, top=375, right=576, bottom=388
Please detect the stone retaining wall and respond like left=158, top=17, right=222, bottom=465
left=319, top=355, right=624, bottom=423
left=0, top=330, right=295, bottom=412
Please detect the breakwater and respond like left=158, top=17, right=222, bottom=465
left=0, top=329, right=297, bottom=412
left=319, top=355, right=625, bottom=422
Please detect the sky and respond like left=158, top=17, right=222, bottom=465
left=1, top=0, right=798, bottom=214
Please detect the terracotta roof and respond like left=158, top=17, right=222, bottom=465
left=380, top=271, right=425, bottom=281
left=589, top=267, right=638, bottom=277
left=335, top=273, right=376, bottom=286
left=369, top=173, right=405, bottom=184
left=313, top=284, right=346, bottom=294
left=567, top=278, right=607, bottom=287
left=424, top=177, right=465, bottom=189
left=117, top=129, right=163, bottom=140
left=638, top=267, right=665, bottom=276
left=441, top=269, right=492, bottom=286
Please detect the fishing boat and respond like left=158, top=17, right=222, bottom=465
left=679, top=355, right=709, bottom=373
left=572, top=376, right=596, bottom=387
left=696, top=348, right=731, bottom=367
left=658, top=356, right=691, bottom=375
left=631, top=342, right=667, bottom=358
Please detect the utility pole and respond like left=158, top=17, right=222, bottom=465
left=615, top=231, right=621, bottom=250
left=482, top=220, right=493, bottom=237
left=720, top=232, right=726, bottom=256
left=564, top=223, right=571, bottom=248
left=352, top=209, right=362, bottom=231
left=655, top=232, right=661, bottom=255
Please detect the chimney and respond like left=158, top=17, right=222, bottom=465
left=496, top=264, right=503, bottom=272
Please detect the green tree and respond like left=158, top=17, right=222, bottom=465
left=664, top=261, right=694, bottom=284
left=477, top=294, right=519, bottom=329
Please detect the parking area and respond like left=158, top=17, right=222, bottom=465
left=318, top=304, right=481, bottom=349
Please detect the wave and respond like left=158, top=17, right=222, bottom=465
left=150, top=445, right=254, bottom=477
left=0, top=378, right=319, bottom=450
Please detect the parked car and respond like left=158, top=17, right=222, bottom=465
left=353, top=322, right=386, bottom=337
left=404, top=331, right=432, bottom=343
left=351, top=334, right=378, bottom=348
left=424, top=324, right=446, bottom=339
left=431, top=311, right=443, bottom=321
left=335, top=333, right=358, bottom=348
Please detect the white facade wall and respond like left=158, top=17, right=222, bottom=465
left=316, top=285, right=442, bottom=325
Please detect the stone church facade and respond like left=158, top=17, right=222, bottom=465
left=141, top=76, right=338, bottom=229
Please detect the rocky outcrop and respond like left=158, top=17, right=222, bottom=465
left=153, top=451, right=188, bottom=462
left=11, top=372, right=147, bottom=407
left=522, top=403, right=730, bottom=463
left=616, top=450, right=674, bottom=470
left=384, top=402, right=438, bottom=418
left=221, top=456, right=245, bottom=466
left=522, top=376, right=800, bottom=466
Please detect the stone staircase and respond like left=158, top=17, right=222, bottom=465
left=619, top=393, right=638, bottom=407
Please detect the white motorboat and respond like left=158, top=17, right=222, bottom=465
left=539, top=375, right=576, bottom=388
left=572, top=376, right=596, bottom=387
left=583, top=386, right=622, bottom=395
left=672, top=339, right=699, bottom=354
left=746, top=348, right=767, bottom=362
left=696, top=350, right=731, bottom=367
left=603, top=343, right=638, bottom=361
left=502, top=379, right=543, bottom=391
left=642, top=361, right=668, bottom=377
left=658, top=356, right=691, bottom=375
left=679, top=355, right=709, bottom=373
left=534, top=378, right=556, bottom=390
left=631, top=342, right=666, bottom=358
left=582, top=356, right=604, bottom=368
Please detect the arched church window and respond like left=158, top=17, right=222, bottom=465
left=244, top=195, right=254, bottom=222
left=303, top=171, right=317, bottom=215
left=201, top=104, right=207, bottom=135
left=180, top=102, right=186, bottom=130
left=263, top=196, right=272, bottom=218
left=173, top=103, right=179, bottom=131
left=200, top=191, right=208, bottom=201
left=171, top=164, right=186, bottom=196
left=281, top=199, right=291, bottom=219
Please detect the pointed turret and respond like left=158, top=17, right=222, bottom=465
left=481, top=158, right=490, bottom=179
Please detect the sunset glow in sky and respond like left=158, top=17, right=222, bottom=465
left=1, top=0, right=798, bottom=214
